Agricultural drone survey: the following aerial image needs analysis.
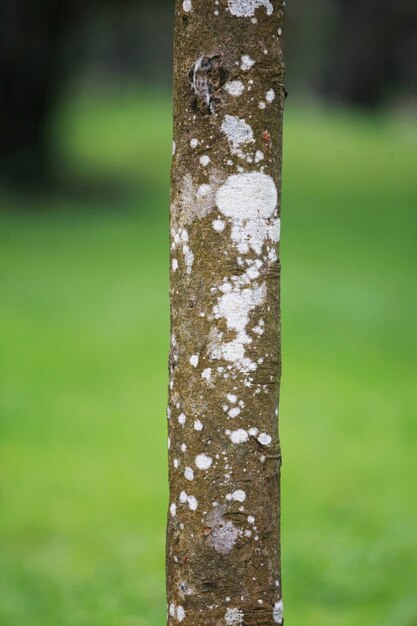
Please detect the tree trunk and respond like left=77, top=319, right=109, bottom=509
left=167, top=2, right=285, bottom=624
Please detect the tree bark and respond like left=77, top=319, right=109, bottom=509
left=167, top=2, right=285, bottom=624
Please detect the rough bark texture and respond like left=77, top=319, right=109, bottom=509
left=167, top=2, right=285, bottom=624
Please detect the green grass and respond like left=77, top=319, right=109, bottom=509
left=1, top=90, right=416, bottom=626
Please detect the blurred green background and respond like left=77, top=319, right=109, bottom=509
left=1, top=1, right=417, bottom=625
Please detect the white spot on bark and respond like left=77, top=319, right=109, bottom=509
left=210, top=282, right=266, bottom=371
left=197, top=183, right=211, bottom=198
left=172, top=141, right=176, bottom=155
left=176, top=605, right=186, bottom=622
left=206, top=505, right=242, bottom=554
left=241, top=55, right=255, bottom=71
left=195, top=454, right=213, bottom=470
left=228, top=407, right=241, bottom=418
left=216, top=172, right=277, bottom=220
left=184, top=248, right=194, bottom=274
left=273, top=600, right=284, bottom=623
left=170, top=503, right=177, bottom=517
left=228, top=0, right=273, bottom=17
left=187, top=495, right=198, bottom=510
left=259, top=101, right=266, bottom=109
left=172, top=226, right=196, bottom=274
left=184, top=467, right=194, bottom=481
left=257, top=432, right=272, bottom=445
left=224, top=80, right=245, bottom=97
left=190, top=354, right=199, bottom=367
left=178, top=412, right=186, bottom=425
left=200, top=155, right=211, bottom=167
left=221, top=115, right=254, bottom=151
left=266, top=88, right=275, bottom=103
left=194, top=419, right=203, bottom=431
left=202, top=367, right=212, bottom=382
left=212, top=219, right=226, bottom=232
left=227, top=489, right=246, bottom=502
left=216, top=172, right=279, bottom=255
left=225, top=607, right=244, bottom=625
left=190, top=138, right=199, bottom=148
left=229, top=428, right=249, bottom=444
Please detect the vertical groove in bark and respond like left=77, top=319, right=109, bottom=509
left=167, top=1, right=285, bottom=624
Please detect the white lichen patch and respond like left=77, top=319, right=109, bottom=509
left=224, top=80, right=245, bottom=97
left=176, top=605, right=186, bottom=622
left=228, top=0, right=273, bottom=17
left=170, top=503, right=177, bottom=517
left=171, top=225, right=194, bottom=275
left=221, top=115, right=254, bottom=158
left=257, top=432, right=272, bottom=446
left=273, top=599, right=284, bottom=624
left=266, top=88, right=275, bottom=103
left=187, top=495, right=198, bottom=511
left=182, top=0, right=192, bottom=12
left=241, top=55, right=255, bottom=71
left=202, top=367, right=212, bottom=382
left=209, top=281, right=266, bottom=372
left=206, top=505, right=242, bottom=554
left=169, top=603, right=186, bottom=622
left=225, top=607, right=244, bottom=625
left=197, top=183, right=211, bottom=198
left=216, top=172, right=279, bottom=255
left=194, top=419, right=203, bottom=431
left=216, top=172, right=277, bottom=220
left=212, top=219, right=226, bottom=232
left=184, top=467, right=194, bottom=481
left=195, top=454, right=213, bottom=470
left=229, top=428, right=249, bottom=444
left=226, top=489, right=246, bottom=502
left=172, top=171, right=221, bottom=229
left=200, top=155, right=211, bottom=167
left=190, top=354, right=199, bottom=367
left=178, top=412, right=186, bottom=426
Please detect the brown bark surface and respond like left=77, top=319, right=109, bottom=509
left=167, top=2, right=286, bottom=624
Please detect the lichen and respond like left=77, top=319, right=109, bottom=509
left=225, top=607, right=244, bottom=625
left=228, top=0, right=274, bottom=18
left=206, top=505, right=242, bottom=554
left=273, top=599, right=284, bottom=623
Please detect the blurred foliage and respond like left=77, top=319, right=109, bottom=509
left=0, top=90, right=416, bottom=625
